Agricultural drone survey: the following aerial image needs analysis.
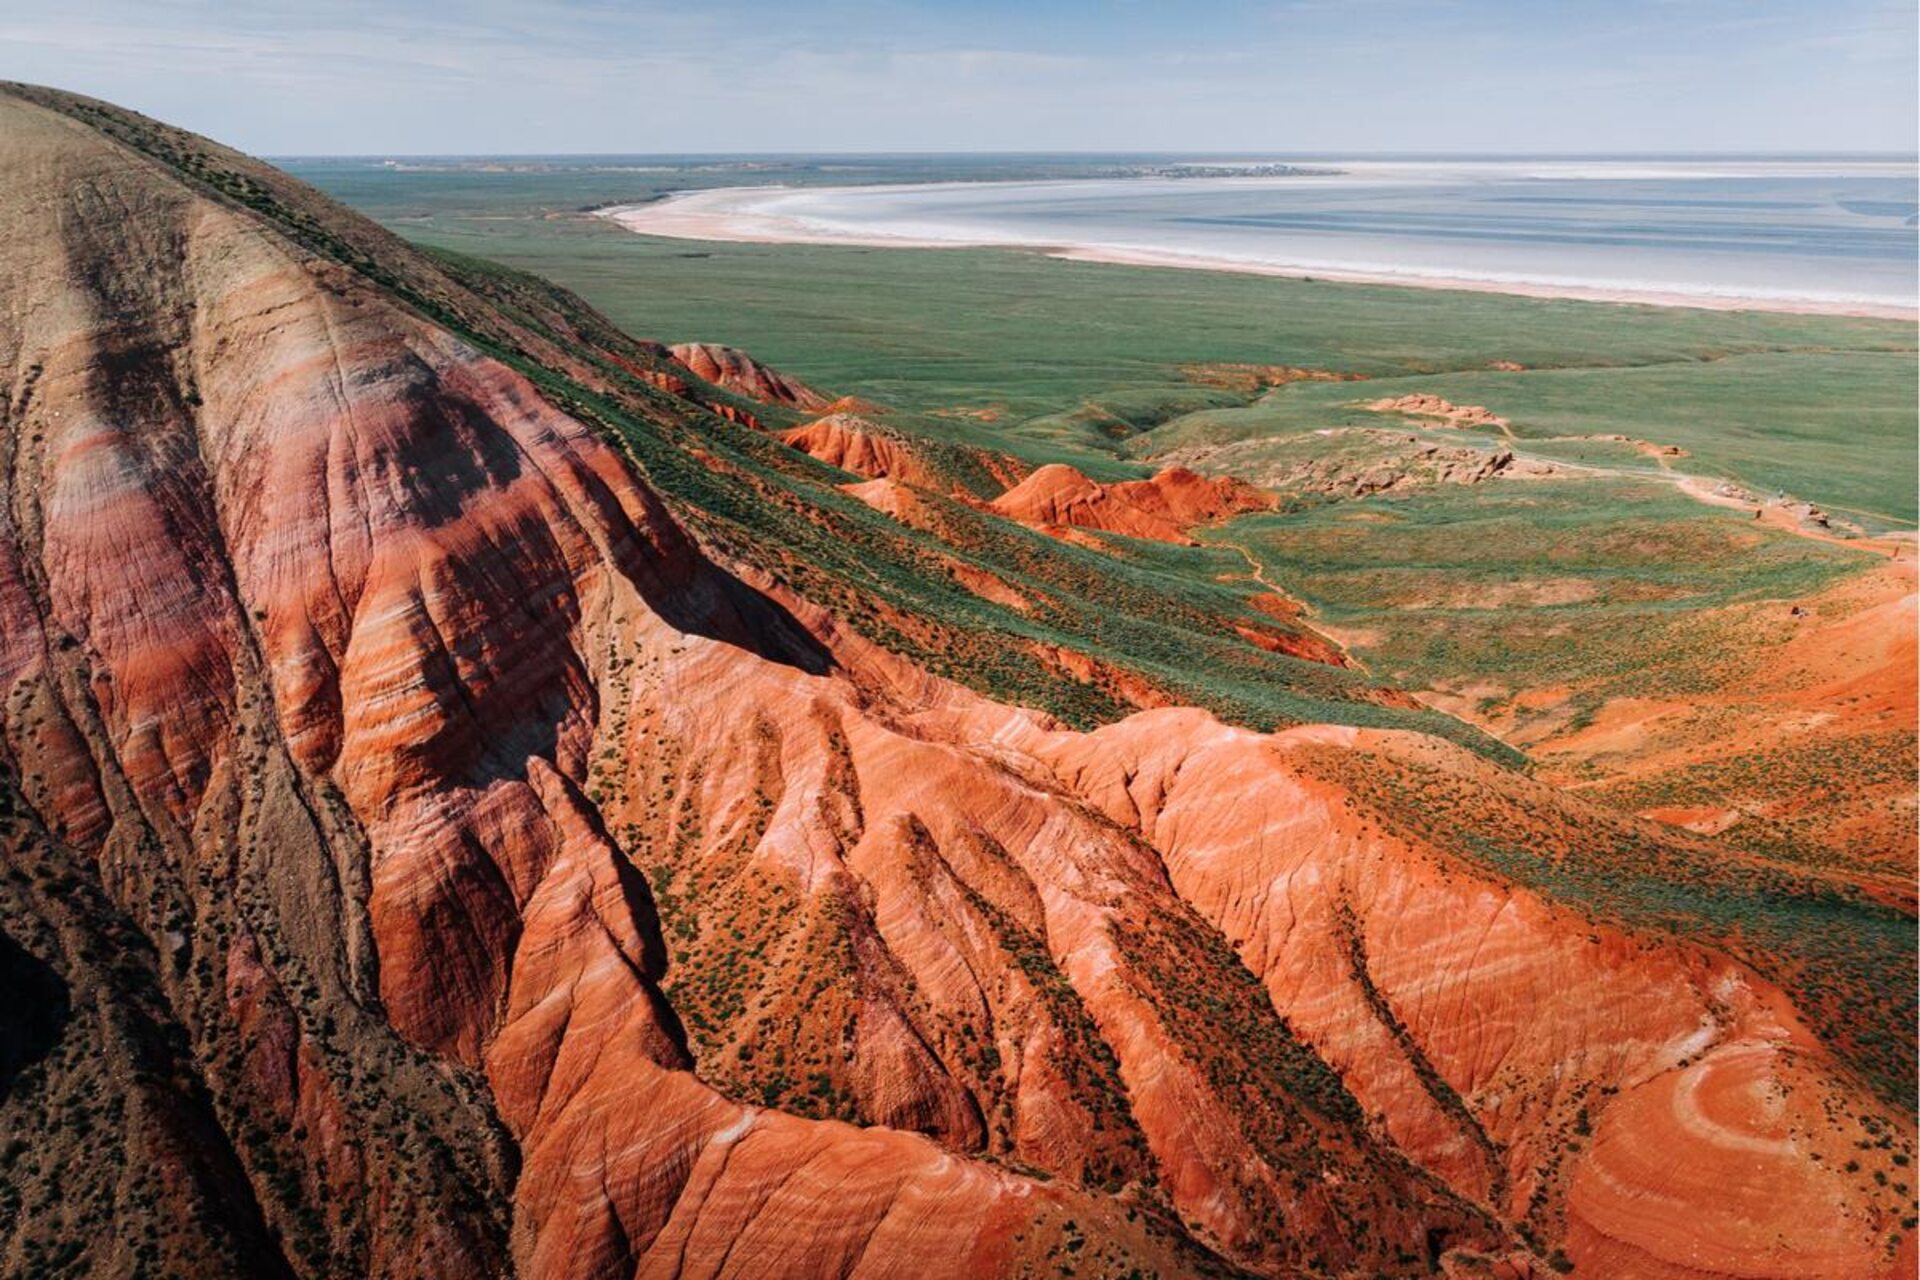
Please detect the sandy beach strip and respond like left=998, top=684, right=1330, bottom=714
left=598, top=187, right=1919, bottom=322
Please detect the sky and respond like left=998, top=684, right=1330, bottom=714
left=3, top=0, right=1915, bottom=155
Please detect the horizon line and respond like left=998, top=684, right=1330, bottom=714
left=269, top=148, right=1920, bottom=161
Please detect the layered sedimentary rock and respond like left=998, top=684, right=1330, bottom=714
left=668, top=342, right=833, bottom=412
left=0, top=86, right=1220, bottom=1280
left=0, top=82, right=1910, bottom=1280
left=779, top=413, right=938, bottom=487
left=990, top=463, right=1275, bottom=544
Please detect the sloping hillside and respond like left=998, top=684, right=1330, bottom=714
left=0, top=83, right=1910, bottom=1280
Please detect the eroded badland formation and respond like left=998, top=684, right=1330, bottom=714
left=0, top=84, right=1913, bottom=1280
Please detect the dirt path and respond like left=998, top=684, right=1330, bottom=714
left=1215, top=539, right=1373, bottom=675
left=1477, top=439, right=1914, bottom=557
left=1670, top=475, right=1914, bottom=557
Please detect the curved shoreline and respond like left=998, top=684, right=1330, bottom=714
left=597, top=185, right=1920, bottom=321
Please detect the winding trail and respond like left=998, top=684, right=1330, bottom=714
left=1211, top=537, right=1373, bottom=676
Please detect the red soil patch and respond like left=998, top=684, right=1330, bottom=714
left=1639, top=805, right=1745, bottom=836
left=840, top=477, right=932, bottom=526
left=1553, top=556, right=1915, bottom=873
left=948, top=562, right=1030, bottom=612
left=1023, top=642, right=1175, bottom=709
left=818, top=394, right=891, bottom=417
left=1232, top=623, right=1350, bottom=667
left=990, top=463, right=1274, bottom=545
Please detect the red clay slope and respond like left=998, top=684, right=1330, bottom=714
left=0, top=84, right=1910, bottom=1280
left=669, top=341, right=834, bottom=412
left=778, top=412, right=940, bottom=486
left=990, top=462, right=1275, bottom=544
left=0, top=88, right=1238, bottom=1280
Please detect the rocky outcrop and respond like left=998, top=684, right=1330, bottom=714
left=668, top=341, right=833, bottom=411
left=1368, top=393, right=1511, bottom=432
left=779, top=413, right=937, bottom=486
left=1162, top=429, right=1556, bottom=500
left=1181, top=362, right=1366, bottom=393
left=1704, top=481, right=1860, bottom=535
left=989, top=463, right=1274, bottom=544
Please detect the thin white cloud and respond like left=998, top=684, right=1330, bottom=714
left=0, top=0, right=1911, bottom=152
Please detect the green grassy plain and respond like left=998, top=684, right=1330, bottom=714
left=1161, top=352, right=1918, bottom=525
left=286, top=161, right=1916, bottom=523
left=1218, top=476, right=1866, bottom=699
left=285, top=165, right=1916, bottom=718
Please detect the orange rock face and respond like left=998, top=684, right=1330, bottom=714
left=1565, top=1041, right=1903, bottom=1278
left=0, top=83, right=1910, bottom=1280
left=0, top=87, right=1219, bottom=1280
left=779, top=413, right=937, bottom=486
left=990, top=462, right=1275, bottom=544
left=668, top=341, right=834, bottom=411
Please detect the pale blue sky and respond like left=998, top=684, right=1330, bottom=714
left=4, top=0, right=1914, bottom=154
